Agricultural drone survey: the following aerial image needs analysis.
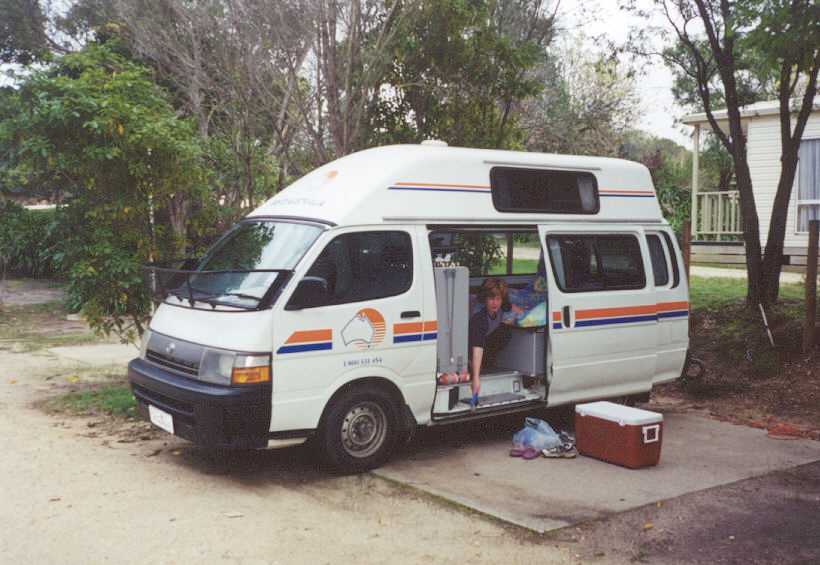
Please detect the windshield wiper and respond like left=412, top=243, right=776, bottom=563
left=220, top=292, right=263, bottom=302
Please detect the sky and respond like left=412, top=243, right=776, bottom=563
left=559, top=0, right=694, bottom=148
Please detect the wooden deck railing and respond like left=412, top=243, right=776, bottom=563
left=694, top=190, right=742, bottom=240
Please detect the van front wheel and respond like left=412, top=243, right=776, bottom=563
left=317, top=388, right=399, bottom=474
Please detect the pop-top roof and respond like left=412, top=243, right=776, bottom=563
left=249, top=145, right=664, bottom=226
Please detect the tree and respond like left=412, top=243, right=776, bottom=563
left=371, top=0, right=554, bottom=149
left=619, top=130, right=692, bottom=233
left=9, top=42, right=206, bottom=339
left=628, top=0, right=819, bottom=305
left=0, top=0, right=51, bottom=64
left=520, top=46, right=640, bottom=156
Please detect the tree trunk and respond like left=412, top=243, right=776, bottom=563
left=167, top=192, right=190, bottom=258
left=733, top=156, right=763, bottom=305
left=760, top=144, right=801, bottom=304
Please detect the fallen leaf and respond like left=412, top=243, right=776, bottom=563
left=643, top=522, right=654, bottom=531
left=146, top=449, right=162, bottom=457
left=8, top=379, right=16, bottom=384
left=67, top=375, right=79, bottom=384
left=172, top=449, right=181, bottom=455
left=224, top=511, right=243, bottom=518
left=49, top=497, right=61, bottom=502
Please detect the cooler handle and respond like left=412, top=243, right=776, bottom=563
left=642, top=424, right=660, bottom=444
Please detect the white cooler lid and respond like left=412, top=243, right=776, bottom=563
left=575, top=401, right=663, bottom=426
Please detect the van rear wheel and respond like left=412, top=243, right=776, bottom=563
left=317, top=388, right=399, bottom=474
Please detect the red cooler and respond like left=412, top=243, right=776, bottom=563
left=574, top=402, right=663, bottom=469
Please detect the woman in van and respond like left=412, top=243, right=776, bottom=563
left=468, top=278, right=512, bottom=408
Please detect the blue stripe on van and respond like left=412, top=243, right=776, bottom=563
left=277, top=342, right=332, bottom=354
left=394, top=334, right=422, bottom=343
left=574, top=314, right=658, bottom=328
left=658, top=310, right=689, bottom=319
left=422, top=332, right=438, bottom=341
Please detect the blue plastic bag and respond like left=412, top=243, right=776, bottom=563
left=512, top=417, right=562, bottom=451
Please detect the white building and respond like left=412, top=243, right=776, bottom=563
left=682, top=99, right=820, bottom=268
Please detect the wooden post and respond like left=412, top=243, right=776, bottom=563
left=691, top=125, right=700, bottom=241
left=682, top=220, right=692, bottom=282
left=804, top=220, right=819, bottom=353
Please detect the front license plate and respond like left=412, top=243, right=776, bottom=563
left=148, top=404, right=175, bottom=434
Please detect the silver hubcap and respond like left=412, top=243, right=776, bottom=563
left=340, top=401, right=387, bottom=459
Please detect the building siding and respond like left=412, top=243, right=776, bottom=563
left=747, top=111, right=820, bottom=249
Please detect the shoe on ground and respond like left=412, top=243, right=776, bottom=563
left=542, top=444, right=578, bottom=459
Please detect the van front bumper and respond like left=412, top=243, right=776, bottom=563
left=128, top=358, right=272, bottom=449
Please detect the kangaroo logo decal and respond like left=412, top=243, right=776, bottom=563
left=342, top=308, right=386, bottom=350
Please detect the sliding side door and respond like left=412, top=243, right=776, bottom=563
left=538, top=225, right=658, bottom=405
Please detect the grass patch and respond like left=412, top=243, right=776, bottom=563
left=689, top=276, right=805, bottom=311
left=0, top=300, right=98, bottom=351
left=45, top=384, right=137, bottom=419
left=487, top=258, right=539, bottom=275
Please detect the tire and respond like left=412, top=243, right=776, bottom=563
left=316, top=387, right=400, bottom=474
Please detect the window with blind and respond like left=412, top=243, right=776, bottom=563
left=798, top=139, right=820, bottom=232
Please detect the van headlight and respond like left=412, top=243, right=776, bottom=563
left=199, top=350, right=271, bottom=385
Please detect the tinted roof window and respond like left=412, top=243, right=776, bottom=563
left=490, top=167, right=599, bottom=214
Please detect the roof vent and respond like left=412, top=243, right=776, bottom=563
left=420, top=139, right=448, bottom=147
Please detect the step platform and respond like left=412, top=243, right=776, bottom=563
left=459, top=392, right=526, bottom=407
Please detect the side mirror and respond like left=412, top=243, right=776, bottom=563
left=285, top=276, right=330, bottom=310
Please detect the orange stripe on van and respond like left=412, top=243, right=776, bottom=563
left=423, top=321, right=438, bottom=331
left=285, top=329, right=332, bottom=344
left=575, top=304, right=658, bottom=320
left=552, top=311, right=562, bottom=322
left=394, top=322, right=424, bottom=334
left=657, top=301, right=689, bottom=312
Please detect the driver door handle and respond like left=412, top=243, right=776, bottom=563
left=401, top=310, right=421, bottom=319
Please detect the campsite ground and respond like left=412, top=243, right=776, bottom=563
left=1, top=277, right=819, bottom=564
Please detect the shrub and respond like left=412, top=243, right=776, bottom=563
left=0, top=200, right=62, bottom=278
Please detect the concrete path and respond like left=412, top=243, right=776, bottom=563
left=376, top=410, right=820, bottom=533
left=690, top=265, right=805, bottom=284
left=48, top=343, right=138, bottom=366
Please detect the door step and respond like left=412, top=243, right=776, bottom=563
left=459, top=392, right=525, bottom=407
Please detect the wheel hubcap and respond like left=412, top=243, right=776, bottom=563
left=341, top=401, right=387, bottom=458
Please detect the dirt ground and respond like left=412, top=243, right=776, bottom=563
left=652, top=306, right=820, bottom=441
left=2, top=279, right=820, bottom=564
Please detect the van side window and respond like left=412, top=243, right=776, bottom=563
left=660, top=232, right=681, bottom=288
left=490, top=167, right=599, bottom=214
left=429, top=230, right=539, bottom=276
left=646, top=234, right=669, bottom=287
left=305, top=231, right=413, bottom=305
left=547, top=234, right=645, bottom=292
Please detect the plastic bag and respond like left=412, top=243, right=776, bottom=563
left=512, top=417, right=562, bottom=451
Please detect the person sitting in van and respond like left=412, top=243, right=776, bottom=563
left=468, top=278, right=512, bottom=408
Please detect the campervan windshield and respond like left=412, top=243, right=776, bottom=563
left=187, top=220, right=322, bottom=308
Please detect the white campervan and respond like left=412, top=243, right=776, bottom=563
left=128, top=143, right=689, bottom=473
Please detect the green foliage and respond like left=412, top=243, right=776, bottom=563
left=370, top=0, right=547, bottom=148
left=9, top=41, right=206, bottom=341
left=45, top=384, right=137, bottom=419
left=0, top=0, right=50, bottom=65
left=619, top=130, right=691, bottom=233
left=0, top=201, right=62, bottom=278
